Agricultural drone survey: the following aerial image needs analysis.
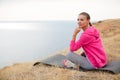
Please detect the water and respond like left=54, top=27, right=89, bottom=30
left=0, top=21, right=80, bottom=68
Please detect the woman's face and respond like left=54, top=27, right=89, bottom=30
left=77, top=15, right=89, bottom=28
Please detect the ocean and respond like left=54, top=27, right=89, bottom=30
left=0, top=21, right=82, bottom=68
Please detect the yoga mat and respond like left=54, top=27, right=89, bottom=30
left=33, top=54, right=120, bottom=74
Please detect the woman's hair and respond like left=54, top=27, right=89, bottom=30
left=79, top=12, right=92, bottom=26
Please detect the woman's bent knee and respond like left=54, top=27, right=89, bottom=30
left=66, top=52, right=75, bottom=60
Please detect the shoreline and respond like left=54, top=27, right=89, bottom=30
left=0, top=18, right=120, bottom=80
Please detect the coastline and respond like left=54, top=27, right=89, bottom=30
left=0, top=18, right=120, bottom=80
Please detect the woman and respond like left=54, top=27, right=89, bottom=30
left=63, top=12, right=107, bottom=70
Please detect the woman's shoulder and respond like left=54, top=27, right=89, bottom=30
left=82, top=26, right=100, bottom=37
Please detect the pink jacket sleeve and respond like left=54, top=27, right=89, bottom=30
left=70, top=34, right=93, bottom=52
left=70, top=39, right=82, bottom=52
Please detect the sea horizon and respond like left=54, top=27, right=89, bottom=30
left=0, top=20, right=82, bottom=68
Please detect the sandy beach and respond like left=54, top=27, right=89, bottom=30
left=0, top=19, right=120, bottom=80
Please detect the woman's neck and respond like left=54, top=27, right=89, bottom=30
left=82, top=25, right=89, bottom=31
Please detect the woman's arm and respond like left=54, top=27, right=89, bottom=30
left=70, top=27, right=81, bottom=51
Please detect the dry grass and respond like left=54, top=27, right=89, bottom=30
left=0, top=19, right=120, bottom=80
left=0, top=63, right=120, bottom=80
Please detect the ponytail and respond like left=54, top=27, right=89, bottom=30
left=89, top=22, right=92, bottom=26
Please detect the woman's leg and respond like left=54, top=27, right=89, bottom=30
left=66, top=52, right=94, bottom=70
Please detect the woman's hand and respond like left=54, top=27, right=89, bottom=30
left=72, top=26, right=81, bottom=41
left=73, top=26, right=81, bottom=35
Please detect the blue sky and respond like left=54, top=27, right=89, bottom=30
left=0, top=0, right=120, bottom=21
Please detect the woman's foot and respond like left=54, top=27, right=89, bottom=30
left=62, top=60, right=79, bottom=70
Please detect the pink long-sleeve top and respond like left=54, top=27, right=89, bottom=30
left=70, top=26, right=107, bottom=68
